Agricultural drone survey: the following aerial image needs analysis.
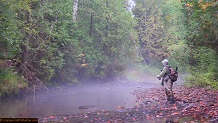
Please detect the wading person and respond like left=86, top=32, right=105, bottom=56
left=156, top=59, right=175, bottom=103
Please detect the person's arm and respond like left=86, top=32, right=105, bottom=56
left=156, top=67, right=167, bottom=78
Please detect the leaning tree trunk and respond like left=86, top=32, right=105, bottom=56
left=19, top=43, right=48, bottom=93
left=73, top=0, right=78, bottom=22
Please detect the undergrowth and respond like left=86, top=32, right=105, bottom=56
left=0, top=68, right=27, bottom=97
left=185, top=73, right=218, bottom=90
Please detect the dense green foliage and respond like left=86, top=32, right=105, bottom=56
left=0, top=0, right=217, bottom=97
left=133, top=0, right=187, bottom=70
left=133, top=0, right=169, bottom=65
left=0, top=1, right=21, bottom=59
left=0, top=0, right=139, bottom=96
left=133, top=0, right=218, bottom=88
left=182, top=0, right=218, bottom=89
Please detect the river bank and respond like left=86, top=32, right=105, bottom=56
left=41, top=85, right=218, bottom=123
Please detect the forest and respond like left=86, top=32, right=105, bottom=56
left=0, top=0, right=217, bottom=98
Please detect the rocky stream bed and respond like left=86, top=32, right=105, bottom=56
left=41, top=86, right=218, bottom=123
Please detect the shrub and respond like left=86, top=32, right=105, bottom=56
left=0, top=68, right=27, bottom=97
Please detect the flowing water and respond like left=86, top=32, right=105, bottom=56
left=0, top=81, right=158, bottom=119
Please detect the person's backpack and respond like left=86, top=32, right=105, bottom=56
left=167, top=67, right=178, bottom=82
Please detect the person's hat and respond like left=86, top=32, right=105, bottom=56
left=162, top=59, right=168, bottom=66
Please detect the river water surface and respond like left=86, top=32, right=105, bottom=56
left=0, top=81, right=158, bottom=119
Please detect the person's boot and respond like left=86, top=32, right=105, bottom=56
left=169, top=97, right=175, bottom=104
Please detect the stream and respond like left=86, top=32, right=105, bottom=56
left=0, top=81, right=158, bottom=119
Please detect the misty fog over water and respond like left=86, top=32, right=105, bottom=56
left=0, top=80, right=159, bottom=118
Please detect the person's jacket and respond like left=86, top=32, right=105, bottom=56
left=158, top=65, right=170, bottom=78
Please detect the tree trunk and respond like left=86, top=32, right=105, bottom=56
left=73, top=0, right=78, bottom=22
left=105, top=0, right=109, bottom=37
left=89, top=13, right=93, bottom=36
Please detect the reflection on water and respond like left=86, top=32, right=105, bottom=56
left=0, top=82, right=157, bottom=118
